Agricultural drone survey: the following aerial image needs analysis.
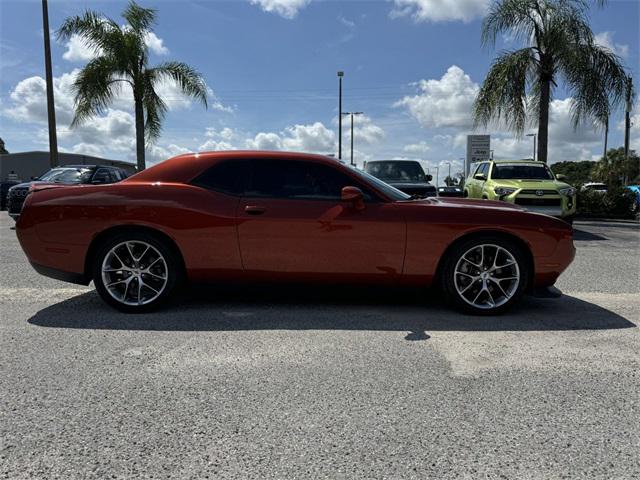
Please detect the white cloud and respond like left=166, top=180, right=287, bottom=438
left=250, top=0, right=311, bottom=19
left=390, top=0, right=489, bottom=23
left=62, top=30, right=168, bottom=63
left=595, top=31, right=629, bottom=58
left=147, top=143, right=192, bottom=164
left=403, top=141, right=430, bottom=154
left=341, top=115, right=385, bottom=145
left=4, top=70, right=78, bottom=125
left=246, top=132, right=283, bottom=150
left=282, top=122, right=335, bottom=151
left=62, top=34, right=99, bottom=62
left=395, top=65, right=479, bottom=128
left=246, top=122, right=335, bottom=153
left=199, top=126, right=239, bottom=151
left=144, top=31, right=169, bottom=55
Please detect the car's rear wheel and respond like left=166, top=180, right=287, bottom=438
left=440, top=236, right=528, bottom=315
left=93, top=232, right=179, bottom=313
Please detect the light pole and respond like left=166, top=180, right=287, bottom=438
left=445, top=162, right=452, bottom=185
left=434, top=166, right=439, bottom=187
left=337, top=71, right=344, bottom=160
left=526, top=133, right=537, bottom=161
left=342, top=112, right=363, bottom=166
left=42, top=0, right=58, bottom=167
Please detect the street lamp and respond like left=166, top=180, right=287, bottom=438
left=42, top=0, right=58, bottom=167
left=445, top=161, right=452, bottom=185
left=526, top=133, right=537, bottom=161
left=342, top=111, right=363, bottom=166
left=433, top=166, right=439, bottom=188
left=337, top=71, right=344, bottom=160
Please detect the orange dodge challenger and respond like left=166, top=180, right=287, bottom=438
left=16, top=151, right=575, bottom=314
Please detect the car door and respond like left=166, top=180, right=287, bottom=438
left=236, top=158, right=406, bottom=278
left=465, top=163, right=480, bottom=197
left=472, top=162, right=489, bottom=197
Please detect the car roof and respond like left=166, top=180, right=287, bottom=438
left=367, top=160, right=420, bottom=163
left=59, top=164, right=125, bottom=169
left=126, top=150, right=341, bottom=184
left=491, top=160, right=546, bottom=165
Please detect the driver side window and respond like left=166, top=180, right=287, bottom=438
left=247, top=159, right=375, bottom=201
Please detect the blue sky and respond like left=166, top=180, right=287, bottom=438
left=1, top=0, right=638, bottom=180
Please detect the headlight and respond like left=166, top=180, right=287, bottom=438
left=494, top=187, right=517, bottom=196
left=559, top=187, right=576, bottom=196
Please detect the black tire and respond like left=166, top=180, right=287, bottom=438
left=93, top=231, right=180, bottom=313
left=563, top=216, right=574, bottom=225
left=440, top=235, right=529, bottom=315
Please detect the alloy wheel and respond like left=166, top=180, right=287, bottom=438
left=453, top=244, right=520, bottom=310
left=101, top=240, right=168, bottom=306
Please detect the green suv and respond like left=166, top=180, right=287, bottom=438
left=464, top=160, right=577, bottom=222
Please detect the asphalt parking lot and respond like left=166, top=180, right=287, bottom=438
left=1, top=213, right=639, bottom=479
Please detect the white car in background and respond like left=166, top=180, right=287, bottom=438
left=581, top=182, right=608, bottom=194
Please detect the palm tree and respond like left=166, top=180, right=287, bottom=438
left=57, top=1, right=208, bottom=171
left=474, top=0, right=629, bottom=163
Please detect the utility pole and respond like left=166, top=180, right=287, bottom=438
left=337, top=71, right=344, bottom=160
left=434, top=166, right=439, bottom=188
left=624, top=76, right=633, bottom=160
left=42, top=0, right=58, bottom=168
left=343, top=111, right=363, bottom=166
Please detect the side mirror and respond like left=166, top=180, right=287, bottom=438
left=341, top=186, right=365, bottom=210
left=425, top=174, right=433, bottom=182
left=556, top=174, right=567, bottom=181
left=474, top=173, right=487, bottom=181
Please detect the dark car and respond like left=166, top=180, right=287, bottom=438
left=438, top=186, right=464, bottom=197
left=364, top=160, right=436, bottom=197
left=7, top=165, right=128, bottom=220
left=1, top=181, right=20, bottom=210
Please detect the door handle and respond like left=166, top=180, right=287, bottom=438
left=244, top=205, right=266, bottom=215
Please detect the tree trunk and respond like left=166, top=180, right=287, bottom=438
left=537, top=77, right=551, bottom=163
left=134, top=94, right=145, bottom=171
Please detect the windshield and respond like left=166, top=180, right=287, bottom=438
left=491, top=163, right=554, bottom=180
left=349, top=168, right=410, bottom=201
left=365, top=161, right=426, bottom=182
left=38, top=168, right=93, bottom=184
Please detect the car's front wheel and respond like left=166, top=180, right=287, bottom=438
left=93, top=232, right=179, bottom=313
left=440, top=236, right=528, bottom=315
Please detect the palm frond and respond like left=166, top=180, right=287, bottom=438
left=474, top=48, right=537, bottom=134
left=70, top=56, right=123, bottom=126
left=559, top=41, right=628, bottom=128
left=141, top=70, right=168, bottom=141
left=482, top=0, right=540, bottom=48
left=152, top=62, right=208, bottom=108
left=123, top=1, right=157, bottom=34
left=56, top=9, right=121, bottom=54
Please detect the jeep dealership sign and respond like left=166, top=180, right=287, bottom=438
left=466, top=135, right=491, bottom=175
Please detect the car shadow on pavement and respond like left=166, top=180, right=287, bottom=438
left=28, top=284, right=636, bottom=339
left=572, top=229, right=608, bottom=241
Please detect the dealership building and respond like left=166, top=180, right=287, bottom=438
left=0, top=151, right=137, bottom=182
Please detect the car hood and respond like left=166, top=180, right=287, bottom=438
left=9, top=181, right=37, bottom=190
left=490, top=179, right=568, bottom=190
